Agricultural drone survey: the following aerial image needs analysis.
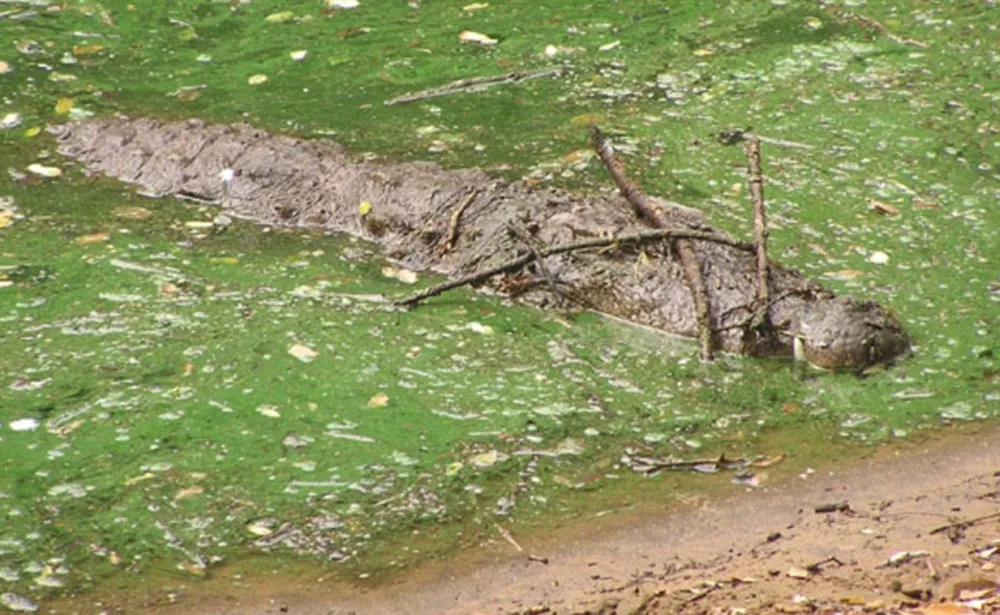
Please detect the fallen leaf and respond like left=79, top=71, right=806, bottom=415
left=265, top=10, right=296, bottom=23
left=868, top=198, right=901, bottom=216
left=174, top=485, right=204, bottom=501
left=113, top=206, right=152, bottom=220
left=55, top=97, right=74, bottom=114
left=75, top=232, right=110, bottom=246
left=395, top=268, right=418, bottom=284
left=288, top=343, right=318, bottom=363
left=72, top=43, right=104, bottom=55
left=124, top=472, right=156, bottom=487
left=923, top=605, right=977, bottom=615
left=366, top=393, right=389, bottom=408
left=248, top=74, right=268, bottom=85
left=27, top=163, right=62, bottom=178
left=823, top=269, right=864, bottom=281
left=459, top=30, right=497, bottom=45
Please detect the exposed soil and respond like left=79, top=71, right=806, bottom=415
left=46, top=423, right=1000, bottom=615
left=52, top=118, right=909, bottom=370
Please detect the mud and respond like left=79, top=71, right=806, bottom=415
left=53, top=117, right=909, bottom=369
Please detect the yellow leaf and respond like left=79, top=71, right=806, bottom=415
left=248, top=74, right=268, bottom=85
left=366, top=393, right=389, bottom=408
left=174, top=485, right=204, bottom=501
left=210, top=256, right=240, bottom=265
left=125, top=472, right=156, bottom=487
left=55, top=97, right=74, bottom=115
left=72, top=43, right=104, bottom=56
left=359, top=200, right=372, bottom=216
left=25, top=126, right=41, bottom=138
left=75, top=232, right=110, bottom=246
left=570, top=113, right=603, bottom=126
left=112, top=206, right=152, bottom=220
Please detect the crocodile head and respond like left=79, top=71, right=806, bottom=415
left=794, top=296, right=910, bottom=371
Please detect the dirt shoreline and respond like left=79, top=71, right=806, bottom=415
left=48, top=422, right=999, bottom=615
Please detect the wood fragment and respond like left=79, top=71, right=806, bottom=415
left=396, top=228, right=751, bottom=307
left=589, top=125, right=716, bottom=361
left=836, top=11, right=929, bottom=48
left=384, top=66, right=566, bottom=106
left=437, top=188, right=477, bottom=254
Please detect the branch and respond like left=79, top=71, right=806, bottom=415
left=396, top=228, right=748, bottom=307
left=384, top=66, right=566, bottom=106
left=590, top=125, right=716, bottom=361
left=436, top=188, right=477, bottom=255
left=836, top=11, right=929, bottom=48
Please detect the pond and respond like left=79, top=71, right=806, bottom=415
left=0, top=0, right=997, bottom=608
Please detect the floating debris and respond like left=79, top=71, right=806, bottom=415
left=1, top=112, right=22, bottom=131
left=0, top=593, right=38, bottom=613
left=288, top=343, right=318, bottom=363
left=9, top=418, right=39, bottom=432
left=26, top=163, right=61, bottom=178
left=459, top=30, right=497, bottom=46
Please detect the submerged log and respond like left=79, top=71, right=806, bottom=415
left=52, top=117, right=910, bottom=370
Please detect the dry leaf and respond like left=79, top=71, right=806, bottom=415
left=288, top=343, right=318, bottom=363
left=174, top=485, right=204, bottom=501
left=459, top=30, right=497, bottom=45
left=366, top=393, right=389, bottom=408
left=27, top=163, right=62, bottom=178
left=72, top=43, right=104, bottom=55
left=113, top=206, right=152, bottom=220
left=75, top=232, right=110, bottom=246
left=868, top=198, right=901, bottom=216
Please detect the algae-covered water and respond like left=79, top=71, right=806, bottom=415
left=0, top=0, right=997, bottom=607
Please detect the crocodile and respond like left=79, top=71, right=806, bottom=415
left=52, top=117, right=910, bottom=370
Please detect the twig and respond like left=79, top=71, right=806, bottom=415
left=628, top=453, right=749, bottom=475
left=437, top=188, right=477, bottom=254
left=806, top=555, right=844, bottom=574
left=718, top=128, right=813, bottom=150
left=590, top=125, right=716, bottom=362
left=929, top=511, right=1000, bottom=536
left=396, top=228, right=751, bottom=307
left=506, top=223, right=596, bottom=310
left=836, top=11, right=929, bottom=48
left=384, top=66, right=566, bottom=106
left=746, top=139, right=771, bottom=309
left=496, top=524, right=524, bottom=553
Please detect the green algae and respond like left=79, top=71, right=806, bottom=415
left=0, top=0, right=998, bottom=606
